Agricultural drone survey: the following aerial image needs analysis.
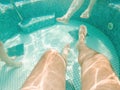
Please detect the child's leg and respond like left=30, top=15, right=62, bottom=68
left=0, top=42, right=22, bottom=67
left=56, top=0, right=84, bottom=24
left=80, top=0, right=96, bottom=18
left=0, top=42, right=10, bottom=60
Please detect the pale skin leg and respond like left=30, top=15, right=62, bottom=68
left=0, top=41, right=22, bottom=68
left=21, top=45, right=70, bottom=90
left=80, top=0, right=96, bottom=18
left=56, top=0, right=85, bottom=24
left=77, top=25, right=97, bottom=65
left=77, top=25, right=120, bottom=90
left=56, top=0, right=96, bottom=24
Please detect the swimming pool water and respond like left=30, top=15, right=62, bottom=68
left=0, top=20, right=119, bottom=90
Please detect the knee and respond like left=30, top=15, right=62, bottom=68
left=45, top=49, right=59, bottom=56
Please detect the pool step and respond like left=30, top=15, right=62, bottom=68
left=7, top=43, right=24, bottom=56
left=18, top=14, right=55, bottom=34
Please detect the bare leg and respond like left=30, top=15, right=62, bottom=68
left=77, top=25, right=120, bottom=90
left=56, top=0, right=84, bottom=24
left=21, top=45, right=70, bottom=90
left=0, top=42, right=22, bottom=68
left=80, top=0, right=96, bottom=18
left=77, top=25, right=97, bottom=65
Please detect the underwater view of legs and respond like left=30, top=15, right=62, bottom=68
left=80, top=0, right=96, bottom=18
left=56, top=0, right=96, bottom=24
left=77, top=25, right=120, bottom=90
left=0, top=0, right=120, bottom=90
left=21, top=45, right=70, bottom=90
left=56, top=0, right=85, bottom=24
left=0, top=41, right=22, bottom=68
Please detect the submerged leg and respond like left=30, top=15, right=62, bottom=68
left=56, top=0, right=84, bottom=24
left=77, top=25, right=120, bottom=90
left=80, top=0, right=96, bottom=18
left=21, top=45, right=70, bottom=90
left=0, top=42, right=22, bottom=67
left=77, top=25, right=97, bottom=65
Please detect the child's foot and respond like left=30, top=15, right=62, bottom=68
left=56, top=16, right=69, bottom=24
left=14, top=62, right=22, bottom=68
left=9, top=56, right=16, bottom=60
left=6, top=61, right=22, bottom=68
left=5, top=57, right=22, bottom=68
left=80, top=9, right=90, bottom=18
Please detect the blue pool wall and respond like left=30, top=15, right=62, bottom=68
left=0, top=0, right=120, bottom=77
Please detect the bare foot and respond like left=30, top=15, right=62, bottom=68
left=9, top=56, right=16, bottom=60
left=5, top=57, right=22, bottom=68
left=56, top=16, right=69, bottom=24
left=6, top=61, right=22, bottom=68
left=15, top=62, right=22, bottom=68
left=80, top=9, right=90, bottom=18
left=77, top=25, right=87, bottom=50
left=79, top=25, right=87, bottom=39
left=62, top=44, right=70, bottom=61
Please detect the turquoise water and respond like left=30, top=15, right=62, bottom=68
left=0, top=20, right=119, bottom=90
left=0, top=0, right=120, bottom=90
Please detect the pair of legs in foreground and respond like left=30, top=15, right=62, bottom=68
left=0, top=42, right=22, bottom=68
left=57, top=0, right=96, bottom=24
left=21, top=25, right=120, bottom=90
